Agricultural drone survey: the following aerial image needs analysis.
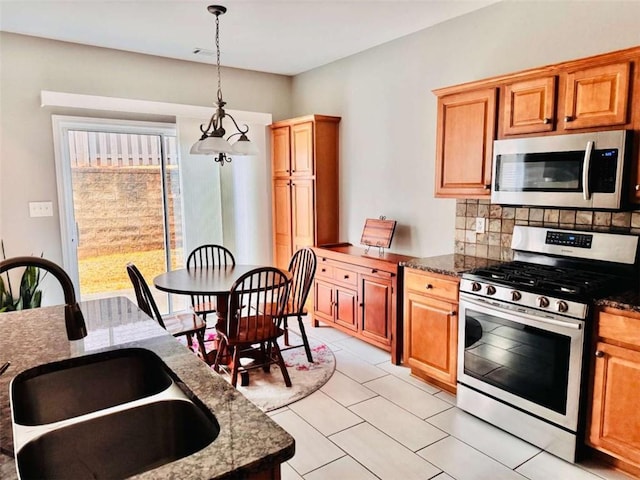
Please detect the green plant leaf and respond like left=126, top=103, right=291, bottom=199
left=29, top=290, right=42, bottom=309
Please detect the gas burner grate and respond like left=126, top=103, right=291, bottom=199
left=465, top=261, right=621, bottom=298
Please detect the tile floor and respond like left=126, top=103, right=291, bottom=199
left=272, top=319, right=634, bottom=480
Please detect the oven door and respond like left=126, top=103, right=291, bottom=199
left=457, top=294, right=585, bottom=431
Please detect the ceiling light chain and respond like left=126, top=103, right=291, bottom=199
left=189, top=4, right=258, bottom=163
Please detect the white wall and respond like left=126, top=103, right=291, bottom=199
left=0, top=32, right=291, bottom=291
left=291, top=0, right=640, bottom=257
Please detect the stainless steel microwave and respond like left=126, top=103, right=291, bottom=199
left=491, top=130, right=631, bottom=209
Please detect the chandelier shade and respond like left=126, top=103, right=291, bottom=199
left=191, top=5, right=257, bottom=165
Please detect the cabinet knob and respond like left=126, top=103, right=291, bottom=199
left=564, top=115, right=573, bottom=122
left=595, top=350, right=605, bottom=358
left=321, top=268, right=326, bottom=272
left=344, top=275, right=349, bottom=279
left=635, top=184, right=640, bottom=191
left=484, top=184, right=491, bottom=190
left=359, top=303, right=363, bottom=307
left=292, top=169, right=296, bottom=173
left=450, top=310, right=457, bottom=316
left=425, top=284, right=433, bottom=289
left=543, top=118, right=551, bottom=124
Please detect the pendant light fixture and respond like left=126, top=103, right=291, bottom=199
left=190, top=5, right=258, bottom=164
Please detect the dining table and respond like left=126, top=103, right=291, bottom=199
left=153, top=265, right=291, bottom=373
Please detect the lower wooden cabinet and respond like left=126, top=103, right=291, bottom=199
left=403, top=268, right=460, bottom=392
left=588, top=307, right=640, bottom=474
left=311, top=245, right=414, bottom=364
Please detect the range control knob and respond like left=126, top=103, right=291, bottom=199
left=537, top=296, right=550, bottom=308
left=556, top=300, right=569, bottom=313
left=486, top=285, right=497, bottom=295
left=471, top=282, right=482, bottom=292
left=511, top=290, right=522, bottom=301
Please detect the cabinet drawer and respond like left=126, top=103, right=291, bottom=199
left=334, top=267, right=358, bottom=287
left=598, top=310, right=640, bottom=348
left=405, top=270, right=459, bottom=302
left=316, top=264, right=335, bottom=280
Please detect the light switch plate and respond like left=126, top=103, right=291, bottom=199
left=475, top=217, right=486, bottom=233
left=29, top=201, right=53, bottom=218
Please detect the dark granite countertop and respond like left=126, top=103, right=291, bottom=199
left=401, top=255, right=640, bottom=314
left=402, top=254, right=503, bottom=277
left=0, top=296, right=294, bottom=480
left=595, top=290, right=640, bottom=313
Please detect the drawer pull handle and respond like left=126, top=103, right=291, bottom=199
left=426, top=284, right=433, bottom=289
left=595, top=350, right=605, bottom=358
left=344, top=275, right=349, bottom=279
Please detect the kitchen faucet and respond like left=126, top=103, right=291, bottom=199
left=0, top=256, right=87, bottom=340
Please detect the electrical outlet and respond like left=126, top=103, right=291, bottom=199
left=475, top=217, right=486, bottom=233
left=29, top=201, right=53, bottom=218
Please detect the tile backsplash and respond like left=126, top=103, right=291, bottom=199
left=455, top=199, right=640, bottom=261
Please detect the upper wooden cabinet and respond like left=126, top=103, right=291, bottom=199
left=270, top=115, right=340, bottom=270
left=433, top=46, right=640, bottom=200
left=562, top=61, right=631, bottom=131
left=502, top=76, right=556, bottom=136
left=434, top=87, right=496, bottom=198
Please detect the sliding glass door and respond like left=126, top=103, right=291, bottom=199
left=53, top=117, right=186, bottom=312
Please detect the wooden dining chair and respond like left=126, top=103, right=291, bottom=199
left=281, top=247, right=317, bottom=362
left=213, top=267, right=292, bottom=388
left=186, top=244, right=235, bottom=321
left=126, top=263, right=207, bottom=359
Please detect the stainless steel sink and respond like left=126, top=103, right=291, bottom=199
left=12, top=348, right=173, bottom=425
left=16, top=399, right=219, bottom=480
left=10, top=348, right=219, bottom=479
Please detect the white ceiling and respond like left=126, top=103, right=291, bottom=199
left=0, top=0, right=497, bottom=76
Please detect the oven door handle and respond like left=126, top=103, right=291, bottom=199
left=460, top=295, right=583, bottom=331
left=582, top=140, right=594, bottom=201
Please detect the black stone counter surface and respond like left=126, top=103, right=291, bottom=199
left=0, top=296, right=294, bottom=480
left=595, top=290, right=640, bottom=313
left=402, top=255, right=640, bottom=313
left=402, top=254, right=503, bottom=277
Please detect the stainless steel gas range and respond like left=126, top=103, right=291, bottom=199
left=457, top=226, right=639, bottom=462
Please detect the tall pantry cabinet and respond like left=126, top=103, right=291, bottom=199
left=270, top=115, right=341, bottom=270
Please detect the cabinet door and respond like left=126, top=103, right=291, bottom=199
left=435, top=88, right=496, bottom=198
left=503, top=76, right=556, bottom=136
left=335, top=286, right=358, bottom=331
left=563, top=62, right=630, bottom=130
left=360, top=274, right=392, bottom=346
left=291, top=179, right=315, bottom=252
left=271, top=126, right=291, bottom=177
left=404, top=292, right=458, bottom=387
left=588, top=342, right=640, bottom=465
left=314, top=280, right=334, bottom=323
left=272, top=178, right=292, bottom=270
left=291, top=122, right=314, bottom=176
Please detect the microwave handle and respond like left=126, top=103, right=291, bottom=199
left=582, top=140, right=594, bottom=201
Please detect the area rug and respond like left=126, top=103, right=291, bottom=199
left=181, top=330, right=336, bottom=412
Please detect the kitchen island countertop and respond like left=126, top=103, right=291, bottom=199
left=0, top=296, right=294, bottom=480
